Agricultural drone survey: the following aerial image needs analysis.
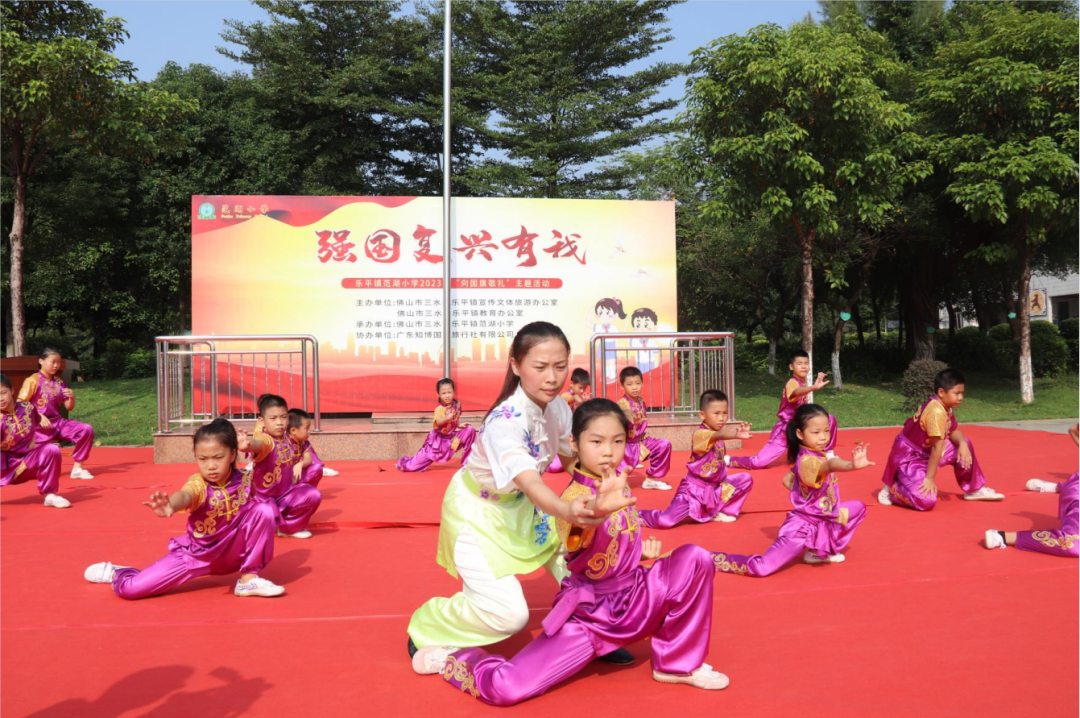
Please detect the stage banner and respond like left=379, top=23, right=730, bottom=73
left=191, top=196, right=676, bottom=412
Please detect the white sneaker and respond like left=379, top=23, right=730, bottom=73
left=234, top=576, right=286, bottom=597
left=652, top=665, right=729, bottom=690
left=276, top=529, right=313, bottom=539
left=712, top=513, right=737, bottom=523
left=70, top=468, right=94, bottom=480
left=964, top=487, right=1004, bottom=501
left=321, top=467, right=339, bottom=477
left=1026, top=479, right=1058, bottom=493
left=876, top=485, right=892, bottom=506
left=412, top=645, right=459, bottom=675
left=641, top=479, right=672, bottom=491
left=803, top=551, right=845, bottom=565
left=84, top=561, right=129, bottom=583
left=983, top=530, right=1007, bottom=550
left=43, top=493, right=71, bottom=508
left=635, top=463, right=645, bottom=469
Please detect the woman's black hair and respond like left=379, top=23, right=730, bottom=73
left=571, top=398, right=631, bottom=442
left=257, top=393, right=288, bottom=415
left=486, top=321, right=571, bottom=420
left=0, top=373, right=11, bottom=390
left=786, top=403, right=831, bottom=465
left=594, top=298, right=627, bottom=320
left=38, top=346, right=62, bottom=361
left=436, top=377, right=455, bottom=392
left=193, top=418, right=239, bottom=469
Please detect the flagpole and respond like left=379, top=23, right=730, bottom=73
left=441, top=0, right=452, bottom=378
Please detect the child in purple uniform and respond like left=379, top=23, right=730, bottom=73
left=640, top=390, right=754, bottom=527
left=984, top=423, right=1078, bottom=557
left=412, top=399, right=727, bottom=704
left=713, top=404, right=872, bottom=576
left=83, top=419, right=284, bottom=598
left=397, top=378, right=477, bottom=472
left=616, top=366, right=673, bottom=490
left=18, top=346, right=96, bottom=480
left=1, top=374, right=68, bottom=508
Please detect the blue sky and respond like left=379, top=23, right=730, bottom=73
left=92, top=0, right=821, bottom=112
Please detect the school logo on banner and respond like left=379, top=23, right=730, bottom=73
left=197, top=202, right=216, bottom=220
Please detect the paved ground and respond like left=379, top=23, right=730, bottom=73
left=967, top=418, right=1076, bottom=433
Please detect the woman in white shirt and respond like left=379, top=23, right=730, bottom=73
left=408, top=321, right=634, bottom=669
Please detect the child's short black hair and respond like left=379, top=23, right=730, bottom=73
left=257, top=393, right=288, bottom=415
left=786, top=403, right=831, bottom=464
left=789, top=349, right=809, bottom=364
left=934, top=368, right=966, bottom=393
left=193, top=418, right=239, bottom=467
left=288, top=408, right=311, bottom=431
left=699, top=389, right=728, bottom=411
left=619, top=366, right=643, bottom=384
left=570, top=368, right=591, bottom=386
left=436, top=377, right=455, bottom=392
left=0, top=374, right=11, bottom=390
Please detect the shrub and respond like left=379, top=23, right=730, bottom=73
left=25, top=331, right=79, bottom=361
left=1059, top=318, right=1078, bottom=370
left=940, top=327, right=999, bottom=372
left=901, top=358, right=949, bottom=414
left=1030, top=330, right=1069, bottom=378
left=989, top=323, right=1013, bottom=342
left=123, top=347, right=157, bottom=379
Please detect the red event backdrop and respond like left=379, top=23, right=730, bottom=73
left=191, top=196, right=677, bottom=413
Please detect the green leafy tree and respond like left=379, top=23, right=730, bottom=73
left=921, top=4, right=1078, bottom=402
left=0, top=1, right=194, bottom=355
left=685, top=18, right=930, bottom=378
left=467, top=0, right=685, bottom=198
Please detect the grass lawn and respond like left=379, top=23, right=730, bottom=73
left=732, top=371, right=1079, bottom=429
left=70, top=371, right=1079, bottom=447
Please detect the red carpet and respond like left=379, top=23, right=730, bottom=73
left=2, top=426, right=1077, bottom=717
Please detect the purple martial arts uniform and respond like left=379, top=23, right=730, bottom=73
left=296, top=440, right=325, bottom=487
left=438, top=467, right=716, bottom=706
left=616, top=394, right=672, bottom=478
left=880, top=395, right=987, bottom=511
left=713, top=447, right=866, bottom=576
left=729, top=376, right=836, bottom=471
left=1015, top=472, right=1078, bottom=558
left=111, top=468, right=277, bottom=599
left=251, top=433, right=322, bottom=534
left=397, top=400, right=477, bottom=472
left=1, top=401, right=61, bottom=495
left=640, top=425, right=753, bottom=528
left=18, top=371, right=94, bottom=462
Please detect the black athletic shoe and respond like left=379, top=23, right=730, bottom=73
left=408, top=636, right=418, bottom=658
left=596, top=648, right=634, bottom=665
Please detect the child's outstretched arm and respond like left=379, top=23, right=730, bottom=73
left=517, top=470, right=622, bottom=530
left=790, top=372, right=830, bottom=399
left=143, top=489, right=194, bottom=518
left=825, top=443, right=876, bottom=474
left=715, top=422, right=753, bottom=441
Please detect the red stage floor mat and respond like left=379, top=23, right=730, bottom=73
left=2, top=427, right=1077, bottom=717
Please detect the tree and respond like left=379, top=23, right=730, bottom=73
left=0, top=1, right=194, bottom=355
left=467, top=0, right=685, bottom=198
left=685, top=18, right=930, bottom=378
left=921, top=4, right=1078, bottom=402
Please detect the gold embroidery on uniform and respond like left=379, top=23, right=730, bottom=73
left=585, top=499, right=640, bottom=580
left=15, top=461, right=27, bottom=477
left=713, top=552, right=748, bottom=575
left=817, top=476, right=838, bottom=514
left=837, top=507, right=849, bottom=526
left=889, top=483, right=915, bottom=507
left=720, top=482, right=736, bottom=503
left=2, top=404, right=34, bottom=451
left=193, top=471, right=253, bottom=538
left=442, top=656, right=480, bottom=699
left=1032, top=530, right=1079, bottom=550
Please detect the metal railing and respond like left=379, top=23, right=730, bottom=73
left=155, top=335, right=321, bottom=433
left=588, top=332, right=736, bottom=418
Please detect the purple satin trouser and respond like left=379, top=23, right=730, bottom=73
left=619, top=436, right=672, bottom=479
left=883, top=435, right=986, bottom=511
left=275, top=484, right=321, bottom=534
left=1015, top=474, right=1078, bottom=558
left=36, top=417, right=94, bottom=462
left=714, top=502, right=866, bottom=577
left=729, top=414, right=837, bottom=471
left=440, top=545, right=715, bottom=706
left=640, top=472, right=754, bottom=528
left=111, top=500, right=277, bottom=600
left=1, top=443, right=61, bottom=495
left=301, top=447, right=325, bottom=488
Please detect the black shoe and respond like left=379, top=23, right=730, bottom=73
left=408, top=636, right=418, bottom=658
left=596, top=647, right=634, bottom=665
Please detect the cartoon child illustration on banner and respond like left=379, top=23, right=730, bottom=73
left=591, top=298, right=626, bottom=385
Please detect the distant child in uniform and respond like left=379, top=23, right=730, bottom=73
left=397, top=378, right=478, bottom=473
left=616, top=367, right=672, bottom=490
